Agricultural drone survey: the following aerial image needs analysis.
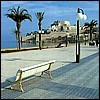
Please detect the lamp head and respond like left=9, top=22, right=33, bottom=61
left=39, top=30, right=41, bottom=33
left=82, top=14, right=87, bottom=21
left=77, top=8, right=87, bottom=21
left=77, top=13, right=83, bottom=20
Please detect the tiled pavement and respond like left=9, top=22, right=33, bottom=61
left=1, top=44, right=99, bottom=99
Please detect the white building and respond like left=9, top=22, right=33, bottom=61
left=48, top=20, right=71, bottom=32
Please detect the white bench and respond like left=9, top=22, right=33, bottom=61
left=6, top=60, right=56, bottom=92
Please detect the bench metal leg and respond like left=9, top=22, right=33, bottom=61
left=40, top=70, right=52, bottom=78
left=40, top=63, right=52, bottom=79
left=47, top=70, right=52, bottom=79
left=10, top=85, right=14, bottom=90
left=47, top=63, right=52, bottom=78
left=9, top=80, right=24, bottom=92
left=40, top=71, right=44, bottom=77
left=19, top=81, right=24, bottom=92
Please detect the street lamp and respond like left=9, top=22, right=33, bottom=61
left=39, top=30, right=44, bottom=34
left=76, top=8, right=87, bottom=63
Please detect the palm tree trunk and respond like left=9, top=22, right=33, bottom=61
left=38, top=21, right=42, bottom=50
left=17, top=22, right=21, bottom=49
left=16, top=34, right=18, bottom=50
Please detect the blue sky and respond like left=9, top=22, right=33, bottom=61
left=1, top=1, right=99, bottom=43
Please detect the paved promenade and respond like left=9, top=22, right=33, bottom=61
left=1, top=44, right=99, bottom=99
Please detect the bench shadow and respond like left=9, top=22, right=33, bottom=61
left=1, top=76, right=16, bottom=88
left=1, top=74, right=43, bottom=89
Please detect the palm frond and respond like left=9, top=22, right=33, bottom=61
left=6, top=14, right=16, bottom=21
left=17, top=6, right=20, bottom=15
left=8, top=7, right=16, bottom=15
left=35, top=12, right=45, bottom=20
left=20, top=8, right=28, bottom=15
left=20, top=14, right=32, bottom=22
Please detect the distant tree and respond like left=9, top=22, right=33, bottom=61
left=35, top=12, right=45, bottom=50
left=84, top=20, right=98, bottom=41
left=61, top=26, right=63, bottom=31
left=53, top=20, right=60, bottom=26
left=6, top=6, right=32, bottom=49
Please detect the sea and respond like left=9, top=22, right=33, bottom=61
left=1, top=41, right=38, bottom=49
left=1, top=40, right=58, bottom=49
left=1, top=34, right=38, bottom=49
left=1, top=34, right=58, bottom=49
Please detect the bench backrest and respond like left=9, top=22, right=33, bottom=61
left=15, top=60, right=56, bottom=81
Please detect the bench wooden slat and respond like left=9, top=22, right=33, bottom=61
left=20, top=60, right=56, bottom=72
left=21, top=68, right=37, bottom=79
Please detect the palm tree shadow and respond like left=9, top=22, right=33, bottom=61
left=5, top=58, right=22, bottom=61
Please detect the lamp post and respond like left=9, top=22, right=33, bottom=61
left=38, top=30, right=44, bottom=50
left=65, top=33, right=70, bottom=47
left=76, top=8, right=87, bottom=63
left=65, top=35, right=68, bottom=47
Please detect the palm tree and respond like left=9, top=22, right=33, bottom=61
left=84, top=20, right=98, bottom=41
left=35, top=12, right=44, bottom=50
left=6, top=6, right=32, bottom=49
